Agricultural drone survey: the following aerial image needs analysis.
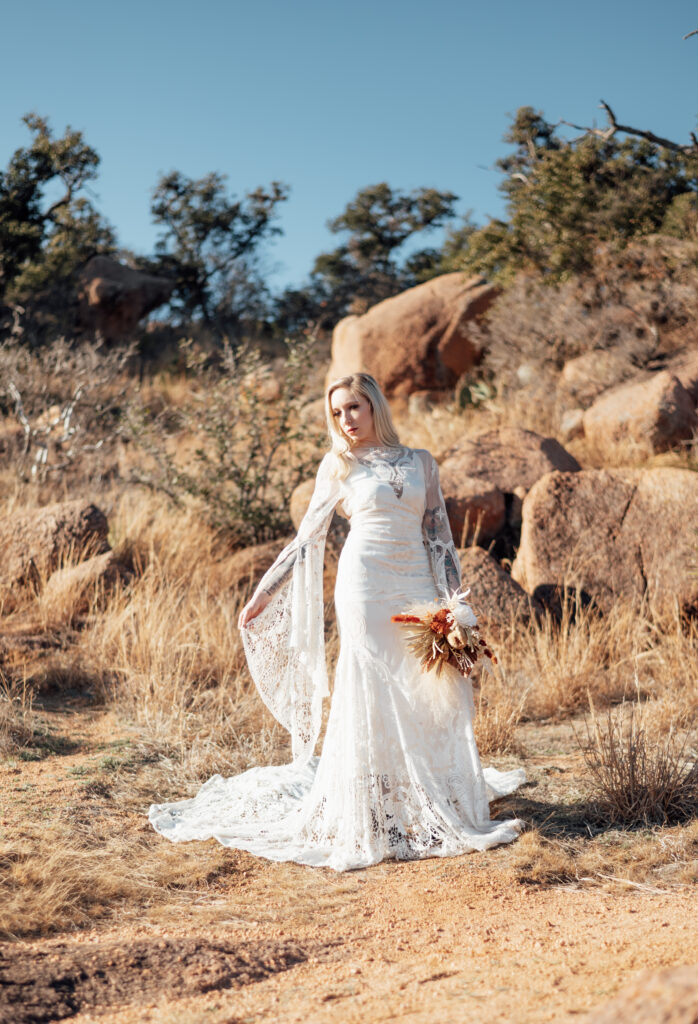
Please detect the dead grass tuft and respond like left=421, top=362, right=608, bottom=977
left=0, top=671, right=36, bottom=756
left=0, top=816, right=237, bottom=941
left=473, top=670, right=527, bottom=756
left=509, top=820, right=698, bottom=890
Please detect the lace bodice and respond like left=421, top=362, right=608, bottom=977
left=257, top=445, right=461, bottom=601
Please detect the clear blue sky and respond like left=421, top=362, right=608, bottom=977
left=1, top=0, right=696, bottom=291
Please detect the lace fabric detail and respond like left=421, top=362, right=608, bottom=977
left=148, top=443, right=526, bottom=870
left=414, top=449, right=463, bottom=601
left=352, top=444, right=413, bottom=499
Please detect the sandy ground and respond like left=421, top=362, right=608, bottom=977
left=2, top=701, right=696, bottom=1024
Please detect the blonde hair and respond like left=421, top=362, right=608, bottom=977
left=325, top=373, right=401, bottom=479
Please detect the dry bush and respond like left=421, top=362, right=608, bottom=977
left=462, top=236, right=698, bottom=439
left=0, top=336, right=138, bottom=487
left=578, top=699, right=698, bottom=827
left=123, top=336, right=326, bottom=547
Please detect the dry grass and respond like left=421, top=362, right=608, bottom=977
left=473, top=670, right=527, bottom=755
left=0, top=671, right=36, bottom=757
left=0, top=813, right=237, bottom=941
left=509, top=819, right=698, bottom=890
left=496, top=598, right=636, bottom=721
left=75, top=490, right=288, bottom=785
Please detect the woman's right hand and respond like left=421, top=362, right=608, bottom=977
left=238, top=590, right=272, bottom=630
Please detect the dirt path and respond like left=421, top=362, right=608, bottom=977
left=1, top=701, right=696, bottom=1024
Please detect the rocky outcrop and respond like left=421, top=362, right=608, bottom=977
left=0, top=501, right=110, bottom=589
left=511, top=468, right=698, bottom=615
left=582, top=371, right=697, bottom=457
left=78, top=256, right=174, bottom=343
left=327, top=273, right=498, bottom=398
left=587, top=963, right=698, bottom=1024
left=440, top=428, right=581, bottom=535
left=459, top=547, right=539, bottom=630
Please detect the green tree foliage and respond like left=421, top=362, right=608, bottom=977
left=147, top=171, right=289, bottom=337
left=448, top=106, right=698, bottom=281
left=0, top=114, right=116, bottom=337
left=278, top=184, right=458, bottom=329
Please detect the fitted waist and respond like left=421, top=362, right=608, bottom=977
left=348, top=508, right=425, bottom=539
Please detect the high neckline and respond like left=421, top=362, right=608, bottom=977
left=352, top=442, right=402, bottom=454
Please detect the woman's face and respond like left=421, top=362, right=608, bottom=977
left=330, top=387, right=376, bottom=445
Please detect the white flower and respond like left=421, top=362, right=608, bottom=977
left=448, top=591, right=478, bottom=628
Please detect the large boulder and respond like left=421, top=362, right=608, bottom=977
left=459, top=547, right=538, bottom=630
left=327, top=273, right=498, bottom=397
left=587, top=963, right=698, bottom=1024
left=78, top=256, right=174, bottom=343
left=560, top=350, right=642, bottom=408
left=511, top=468, right=698, bottom=615
left=438, top=472, right=505, bottom=546
left=582, top=371, right=698, bottom=457
left=440, top=428, right=581, bottom=533
left=0, top=500, right=110, bottom=589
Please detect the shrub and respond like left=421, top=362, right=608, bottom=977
left=578, top=700, right=698, bottom=827
left=0, top=336, right=137, bottom=485
left=123, top=334, right=326, bottom=547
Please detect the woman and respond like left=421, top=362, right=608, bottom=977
left=148, top=373, right=525, bottom=870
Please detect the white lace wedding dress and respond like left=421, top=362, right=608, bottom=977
left=148, top=444, right=525, bottom=871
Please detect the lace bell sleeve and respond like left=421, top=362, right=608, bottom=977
left=420, top=450, right=462, bottom=600
left=242, top=451, right=341, bottom=765
left=252, top=453, right=340, bottom=601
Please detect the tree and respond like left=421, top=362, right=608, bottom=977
left=304, top=183, right=458, bottom=322
left=450, top=105, right=698, bottom=282
left=148, top=171, right=289, bottom=337
left=0, top=113, right=116, bottom=339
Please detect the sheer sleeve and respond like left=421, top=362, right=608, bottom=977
left=417, top=449, right=462, bottom=600
left=252, top=453, right=339, bottom=600
left=242, top=452, right=341, bottom=765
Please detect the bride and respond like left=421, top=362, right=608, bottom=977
left=148, top=373, right=525, bottom=870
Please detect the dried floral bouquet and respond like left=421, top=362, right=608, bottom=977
left=391, top=589, right=496, bottom=679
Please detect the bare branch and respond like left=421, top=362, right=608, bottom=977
left=560, top=99, right=698, bottom=155
left=683, top=28, right=698, bottom=39
left=43, top=187, right=74, bottom=222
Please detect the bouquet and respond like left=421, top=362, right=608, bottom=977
left=391, top=588, right=496, bottom=679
